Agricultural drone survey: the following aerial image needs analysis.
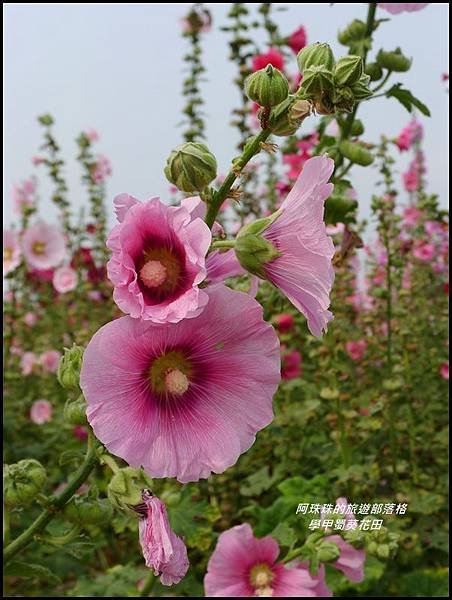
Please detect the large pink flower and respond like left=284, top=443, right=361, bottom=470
left=138, top=490, right=189, bottom=586
left=379, top=3, right=429, bottom=14
left=3, top=229, right=21, bottom=276
left=204, top=523, right=329, bottom=597
left=22, top=221, right=66, bottom=270
left=107, top=194, right=211, bottom=323
left=80, top=284, right=280, bottom=483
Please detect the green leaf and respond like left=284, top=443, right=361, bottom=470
left=239, top=465, right=281, bottom=497
left=4, top=561, right=61, bottom=585
left=386, top=84, right=431, bottom=116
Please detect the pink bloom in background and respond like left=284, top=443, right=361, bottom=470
left=24, top=312, right=38, bottom=327
left=87, top=290, right=103, bottom=302
left=3, top=229, right=22, bottom=276
left=138, top=490, right=189, bottom=586
left=424, top=220, right=443, bottom=237
left=288, top=25, right=307, bottom=54
left=40, top=350, right=62, bottom=373
left=22, top=221, right=66, bottom=270
left=31, top=155, right=45, bottom=166
left=204, top=523, right=330, bottom=597
left=80, top=284, right=280, bottom=483
left=413, top=242, right=435, bottom=261
left=378, top=3, right=429, bottom=14
left=12, top=179, right=36, bottom=214
left=258, top=155, right=336, bottom=336
left=275, top=313, right=294, bottom=333
left=252, top=48, right=284, bottom=72
left=440, top=361, right=449, bottom=380
left=403, top=168, right=419, bottom=192
left=20, top=352, right=37, bottom=375
left=346, top=340, right=367, bottom=361
left=107, top=194, right=211, bottom=323
left=395, top=119, right=423, bottom=151
left=85, top=128, right=100, bottom=142
left=282, top=349, right=302, bottom=380
left=73, top=425, right=89, bottom=440
left=53, top=265, right=78, bottom=293
left=402, top=206, right=422, bottom=227
left=29, top=399, right=53, bottom=425
left=91, top=155, right=112, bottom=183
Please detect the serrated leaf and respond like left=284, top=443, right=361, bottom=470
left=386, top=84, right=430, bottom=116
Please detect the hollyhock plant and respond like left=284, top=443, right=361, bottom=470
left=288, top=25, right=307, bottom=54
left=402, top=206, right=422, bottom=228
left=252, top=48, right=284, bottom=72
left=13, top=179, right=36, bottom=214
left=137, top=490, right=189, bottom=586
left=236, top=155, right=335, bottom=337
left=40, top=350, right=62, bottom=373
left=346, top=340, right=367, bottom=361
left=413, top=242, right=435, bottom=261
left=53, top=265, right=78, bottom=293
left=204, top=523, right=329, bottom=597
left=107, top=194, right=212, bottom=323
left=22, top=221, right=66, bottom=270
left=3, top=229, right=22, bottom=276
left=80, top=284, right=280, bottom=483
left=378, top=3, right=429, bottom=14
left=91, top=155, right=112, bottom=183
left=29, top=399, right=53, bottom=425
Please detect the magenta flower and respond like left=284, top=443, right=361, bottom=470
left=396, top=119, right=423, bottom=152
left=413, top=242, right=435, bottom=261
left=378, top=3, right=429, bottom=14
left=204, top=523, right=328, bottom=597
left=345, top=340, right=367, bottom=361
left=80, top=284, right=280, bottom=483
left=53, top=265, right=78, bottom=293
left=440, top=361, right=449, bottom=380
left=274, top=313, right=295, bottom=334
left=288, top=25, right=307, bottom=55
left=3, top=229, right=21, bottom=276
left=138, top=490, right=189, bottom=586
left=30, top=399, right=53, bottom=425
left=20, top=352, right=37, bottom=375
left=252, top=48, right=284, bottom=72
left=22, top=221, right=66, bottom=270
left=40, top=350, right=61, bottom=373
left=91, top=155, right=112, bottom=183
left=107, top=194, right=212, bottom=323
left=281, top=348, right=302, bottom=380
left=402, top=206, right=422, bottom=228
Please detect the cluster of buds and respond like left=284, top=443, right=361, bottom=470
left=3, top=459, right=46, bottom=507
left=57, top=344, right=84, bottom=391
left=344, top=518, right=399, bottom=559
left=296, top=43, right=372, bottom=115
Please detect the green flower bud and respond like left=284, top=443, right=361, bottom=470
left=64, top=495, right=113, bottom=526
left=4, top=459, right=46, bottom=507
left=107, top=467, right=153, bottom=512
left=38, top=113, right=54, bottom=126
left=334, top=55, right=363, bottom=86
left=164, top=142, right=217, bottom=193
left=297, top=43, right=335, bottom=73
left=58, top=345, right=84, bottom=391
left=350, top=74, right=373, bottom=100
left=235, top=213, right=282, bottom=278
left=269, top=96, right=311, bottom=137
left=350, top=119, right=365, bottom=136
left=333, top=86, right=355, bottom=113
left=376, top=48, right=412, bottom=72
left=317, top=541, right=341, bottom=563
left=245, top=65, right=289, bottom=107
left=299, top=66, right=335, bottom=96
left=376, top=543, right=390, bottom=559
left=338, top=20, right=366, bottom=45
left=64, top=395, right=87, bottom=426
left=365, top=62, right=383, bottom=81
left=339, top=140, right=374, bottom=166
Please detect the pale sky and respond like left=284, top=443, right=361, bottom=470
left=4, top=3, right=449, bottom=234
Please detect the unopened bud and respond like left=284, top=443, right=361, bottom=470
left=58, top=345, right=84, bottom=391
left=351, top=74, right=373, bottom=100
left=317, top=541, right=341, bottom=563
left=365, top=62, right=383, bottom=81
left=64, top=495, right=113, bottom=526
left=299, top=66, right=335, bottom=96
left=107, top=467, right=153, bottom=512
left=338, top=20, right=366, bottom=45
left=333, top=86, right=355, bottom=113
left=350, top=119, right=365, bottom=136
left=297, top=43, right=335, bottom=73
left=164, top=142, right=217, bottom=193
left=269, top=96, right=310, bottom=137
left=377, top=48, right=412, bottom=72
left=245, top=65, right=289, bottom=107
left=339, top=140, right=374, bottom=166
left=4, top=459, right=46, bottom=507
left=334, top=55, right=363, bottom=86
left=64, top=395, right=87, bottom=426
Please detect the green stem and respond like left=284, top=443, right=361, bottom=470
left=100, top=453, right=121, bottom=474
left=205, top=128, right=271, bottom=228
left=210, top=240, right=236, bottom=250
left=371, top=70, right=392, bottom=94
left=139, top=572, right=156, bottom=597
left=3, top=433, right=100, bottom=564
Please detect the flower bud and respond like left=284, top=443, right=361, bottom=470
left=269, top=96, right=311, bottom=137
left=365, top=62, right=383, bottom=81
left=334, top=55, right=363, bottom=86
left=57, top=345, right=84, bottom=391
left=64, top=395, right=87, bottom=426
left=332, top=86, right=355, bottom=113
left=350, top=74, right=373, bottom=100
left=4, top=459, right=46, bottom=507
left=299, top=66, right=335, bottom=97
left=350, top=119, right=365, bottom=136
left=245, top=65, right=289, bottom=107
left=376, top=48, right=412, bottom=72
left=235, top=213, right=282, bottom=278
left=337, top=20, right=366, bottom=45
left=316, top=541, right=341, bottom=563
left=64, top=495, right=113, bottom=526
left=297, top=43, right=335, bottom=73
left=107, top=466, right=153, bottom=512
left=339, top=140, right=374, bottom=166
left=164, top=142, right=217, bottom=193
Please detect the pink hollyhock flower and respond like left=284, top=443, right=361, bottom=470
left=396, top=119, right=423, bottom=152
left=204, top=523, right=328, bottom=597
left=402, top=168, right=419, bottom=192
left=91, top=155, right=112, bottom=183
left=379, top=3, right=429, bottom=14
left=80, top=284, right=280, bottom=483
left=31, top=155, right=45, bottom=166
left=283, top=153, right=308, bottom=180
left=40, top=350, right=62, bottom=373
left=30, top=399, right=53, bottom=424
left=252, top=48, right=284, bottom=72
left=107, top=194, right=211, bottom=323
left=205, top=250, right=245, bottom=284
left=85, top=128, right=100, bottom=142
left=402, top=206, right=422, bottom=227
left=275, top=313, right=294, bottom=333
left=345, top=340, right=367, bottom=361
left=288, top=25, right=307, bottom=54
left=440, top=361, right=449, bottom=380
left=20, top=352, right=37, bottom=375
left=138, top=490, right=189, bottom=586
left=413, top=242, right=435, bottom=261
left=424, top=220, right=443, bottom=237
left=22, top=221, right=66, bottom=270
left=282, top=349, right=302, bottom=380
left=12, top=179, right=36, bottom=214
left=24, top=312, right=37, bottom=327
left=53, top=265, right=78, bottom=293
left=3, top=229, right=21, bottom=276
left=243, top=156, right=335, bottom=336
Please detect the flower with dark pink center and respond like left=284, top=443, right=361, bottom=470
left=22, top=221, right=66, bottom=270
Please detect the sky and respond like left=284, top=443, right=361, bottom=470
left=4, top=3, right=449, bottom=236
